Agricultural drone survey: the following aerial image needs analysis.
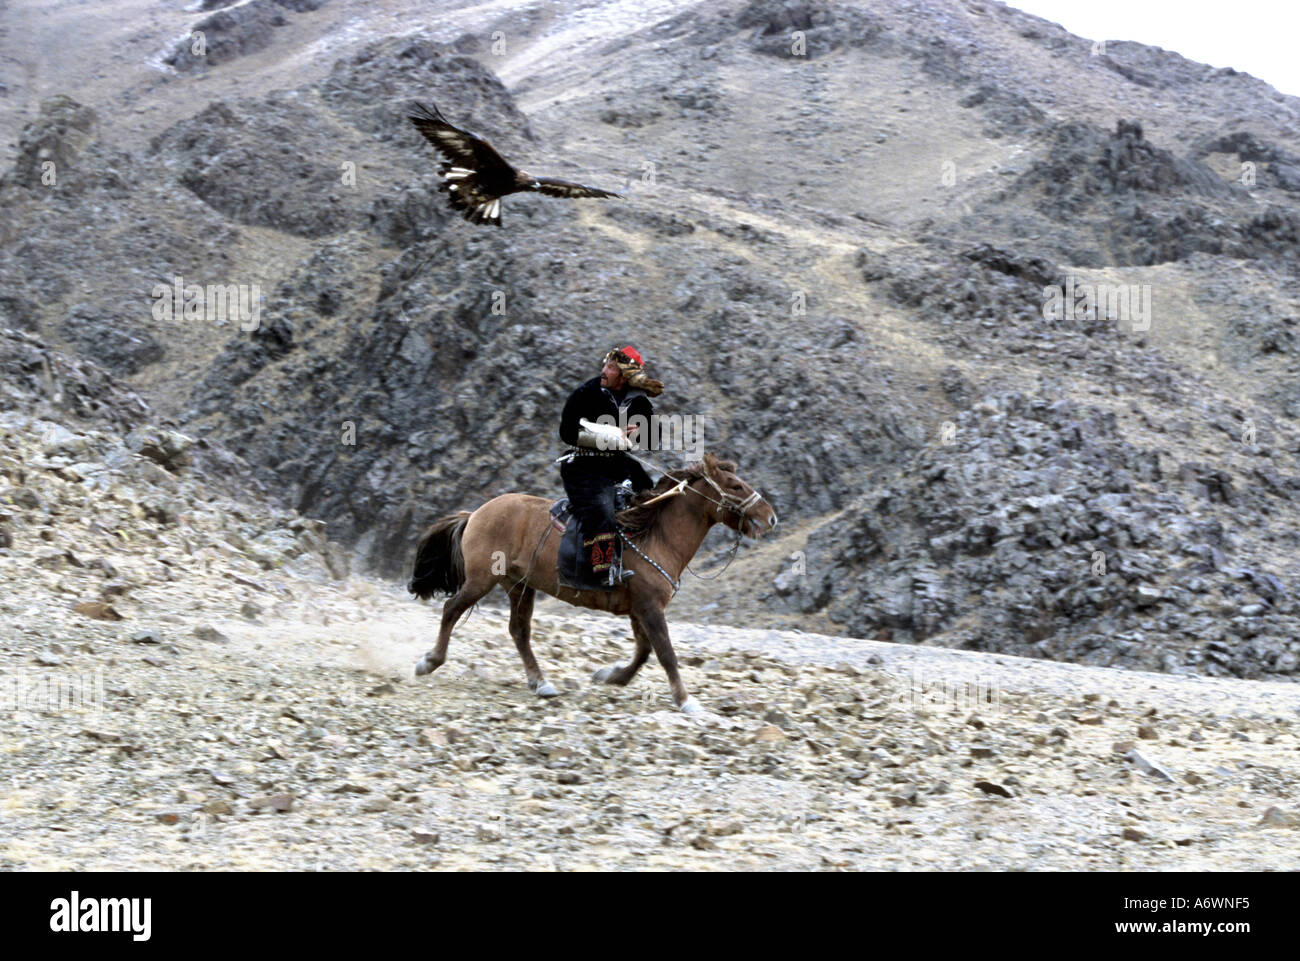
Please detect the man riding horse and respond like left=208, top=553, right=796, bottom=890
left=557, top=346, right=663, bottom=590
left=409, top=346, right=777, bottom=709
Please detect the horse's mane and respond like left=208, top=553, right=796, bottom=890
left=616, top=458, right=737, bottom=538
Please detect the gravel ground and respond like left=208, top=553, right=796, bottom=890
left=4, top=569, right=1298, bottom=871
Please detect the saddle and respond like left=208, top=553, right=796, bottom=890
left=552, top=482, right=635, bottom=592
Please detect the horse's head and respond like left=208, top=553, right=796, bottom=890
left=699, top=452, right=778, bottom=539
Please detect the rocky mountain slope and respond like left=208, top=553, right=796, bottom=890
left=0, top=327, right=352, bottom=630
left=1, top=0, right=1298, bottom=680
left=1, top=407, right=1297, bottom=869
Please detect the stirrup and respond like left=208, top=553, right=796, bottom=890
left=612, top=533, right=634, bottom=585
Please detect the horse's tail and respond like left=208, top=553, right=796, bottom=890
left=408, top=511, right=471, bottom=600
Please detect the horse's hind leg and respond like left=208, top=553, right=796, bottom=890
left=508, top=584, right=557, bottom=697
left=593, top=616, right=652, bottom=687
left=415, top=573, right=495, bottom=676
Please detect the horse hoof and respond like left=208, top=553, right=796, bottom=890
left=414, top=656, right=438, bottom=677
left=592, top=664, right=624, bottom=685
left=678, top=696, right=704, bottom=714
left=532, top=681, right=560, bottom=698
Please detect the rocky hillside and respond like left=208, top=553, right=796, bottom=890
left=0, top=327, right=352, bottom=652
left=1, top=0, right=1298, bottom=678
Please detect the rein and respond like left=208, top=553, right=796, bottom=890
left=619, top=531, right=680, bottom=594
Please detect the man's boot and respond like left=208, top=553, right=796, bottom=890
left=578, top=530, right=617, bottom=592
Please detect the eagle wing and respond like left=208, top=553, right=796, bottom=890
left=531, top=177, right=620, bottom=200
left=408, top=102, right=515, bottom=179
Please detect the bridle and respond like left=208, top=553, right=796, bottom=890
left=689, top=473, right=764, bottom=521
left=621, top=467, right=766, bottom=587
left=681, top=473, right=761, bottom=580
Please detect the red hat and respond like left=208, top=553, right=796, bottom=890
left=602, top=345, right=663, bottom=396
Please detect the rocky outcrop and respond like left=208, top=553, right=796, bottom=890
left=149, top=101, right=358, bottom=238
left=166, top=0, right=290, bottom=72
left=1, top=327, right=149, bottom=431
left=4, top=96, right=99, bottom=191
left=984, top=120, right=1299, bottom=269
left=736, top=0, right=888, bottom=60
left=767, top=390, right=1300, bottom=678
left=0, top=328, right=350, bottom=597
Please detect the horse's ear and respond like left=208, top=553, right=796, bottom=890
left=702, top=451, right=718, bottom=475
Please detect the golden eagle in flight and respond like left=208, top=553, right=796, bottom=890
left=408, top=102, right=620, bottom=227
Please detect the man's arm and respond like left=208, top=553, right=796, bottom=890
left=561, top=383, right=628, bottom=449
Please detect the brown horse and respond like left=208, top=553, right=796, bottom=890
left=408, top=452, right=777, bottom=712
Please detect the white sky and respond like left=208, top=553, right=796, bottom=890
left=1006, top=0, right=1300, bottom=97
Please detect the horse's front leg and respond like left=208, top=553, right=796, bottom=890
left=593, top=615, right=652, bottom=687
left=632, top=604, right=701, bottom=713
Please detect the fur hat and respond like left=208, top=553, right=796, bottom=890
left=604, top=345, right=664, bottom=397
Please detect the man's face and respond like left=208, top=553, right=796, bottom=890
left=600, top=360, right=625, bottom=390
